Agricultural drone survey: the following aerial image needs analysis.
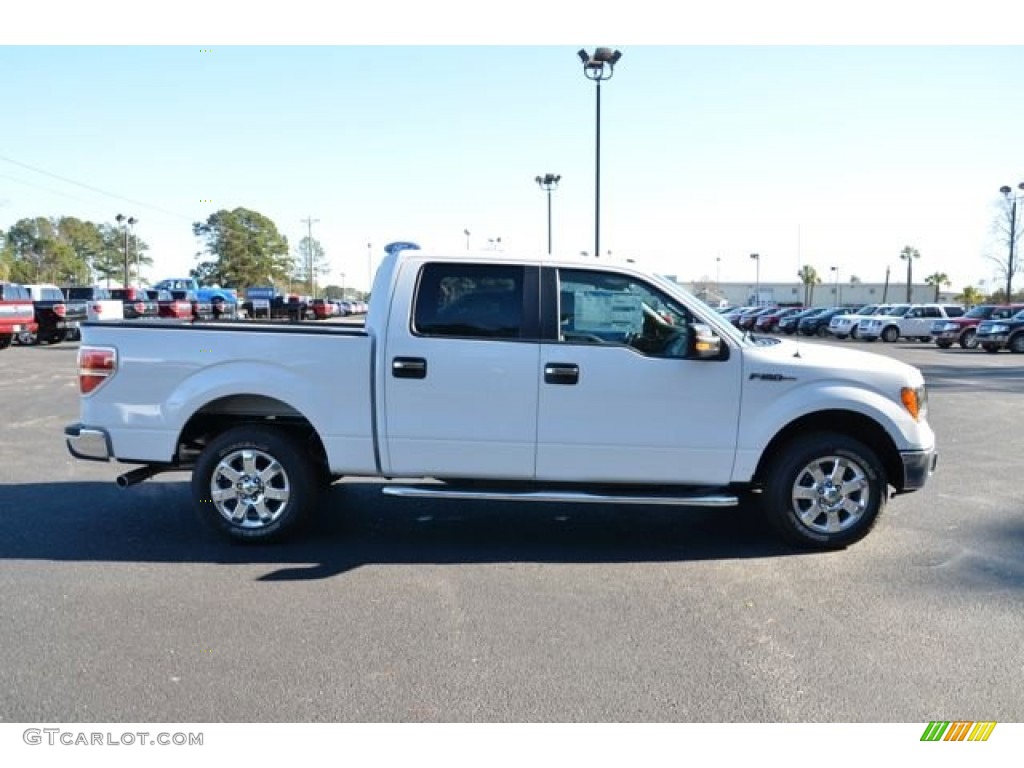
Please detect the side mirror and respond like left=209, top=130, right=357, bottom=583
left=687, top=323, right=725, bottom=360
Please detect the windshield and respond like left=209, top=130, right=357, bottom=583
left=883, top=304, right=911, bottom=317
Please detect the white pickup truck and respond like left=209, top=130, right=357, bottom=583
left=65, top=249, right=937, bottom=550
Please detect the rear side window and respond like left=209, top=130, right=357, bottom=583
left=944, top=306, right=965, bottom=318
left=413, top=263, right=525, bottom=339
left=1, top=283, right=30, bottom=300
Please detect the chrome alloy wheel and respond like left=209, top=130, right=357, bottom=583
left=209, top=448, right=291, bottom=528
left=789, top=454, right=871, bottom=535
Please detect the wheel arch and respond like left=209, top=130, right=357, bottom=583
left=176, top=394, right=328, bottom=471
left=753, top=409, right=904, bottom=490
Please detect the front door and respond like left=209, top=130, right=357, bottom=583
left=535, top=267, right=742, bottom=485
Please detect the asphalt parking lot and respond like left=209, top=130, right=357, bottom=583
left=1, top=336, right=1022, bottom=722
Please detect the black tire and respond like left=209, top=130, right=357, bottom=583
left=834, top=334, right=848, bottom=340
left=1010, top=334, right=1024, bottom=354
left=881, top=326, right=899, bottom=343
left=960, top=328, right=977, bottom=349
left=192, top=426, right=319, bottom=543
left=816, top=325, right=828, bottom=337
left=982, top=343, right=1000, bottom=354
left=935, top=340, right=952, bottom=349
left=16, top=329, right=38, bottom=346
left=850, top=326, right=859, bottom=340
left=760, top=432, right=886, bottom=550
left=0, top=334, right=12, bottom=350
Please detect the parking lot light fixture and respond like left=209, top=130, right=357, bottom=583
left=750, top=253, right=760, bottom=304
left=999, top=182, right=1024, bottom=302
left=578, top=47, right=622, bottom=266
left=535, top=173, right=561, bottom=254
left=831, top=265, right=841, bottom=305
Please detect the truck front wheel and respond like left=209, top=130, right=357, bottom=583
left=192, top=426, right=318, bottom=543
left=760, top=433, right=886, bottom=550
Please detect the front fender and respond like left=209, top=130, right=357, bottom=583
left=731, top=380, right=934, bottom=482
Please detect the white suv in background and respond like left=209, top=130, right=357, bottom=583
left=828, top=303, right=900, bottom=339
left=858, top=304, right=965, bottom=342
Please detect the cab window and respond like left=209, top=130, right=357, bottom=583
left=556, top=268, right=694, bottom=357
left=413, top=263, right=526, bottom=340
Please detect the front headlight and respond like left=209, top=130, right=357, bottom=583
left=989, top=324, right=1009, bottom=333
left=936, top=322, right=956, bottom=331
left=900, top=385, right=928, bottom=422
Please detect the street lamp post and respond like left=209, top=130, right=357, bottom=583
left=716, top=256, right=721, bottom=291
left=831, top=266, right=840, bottom=305
left=999, top=182, right=1024, bottom=302
left=535, top=173, right=561, bottom=254
left=115, top=213, right=131, bottom=287
left=882, top=265, right=890, bottom=303
left=577, top=47, right=622, bottom=265
left=464, top=229, right=471, bottom=251
left=128, top=216, right=138, bottom=283
left=750, top=253, right=760, bottom=304
left=367, top=242, right=373, bottom=291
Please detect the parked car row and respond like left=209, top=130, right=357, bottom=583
left=721, top=298, right=1024, bottom=354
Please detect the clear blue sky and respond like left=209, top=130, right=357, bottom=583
left=2, top=21, right=1022, bottom=292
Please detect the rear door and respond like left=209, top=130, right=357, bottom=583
left=380, top=260, right=541, bottom=479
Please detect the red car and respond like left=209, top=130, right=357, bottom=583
left=0, top=282, right=37, bottom=350
left=146, top=289, right=195, bottom=320
left=754, top=306, right=804, bottom=333
left=931, top=304, right=1024, bottom=349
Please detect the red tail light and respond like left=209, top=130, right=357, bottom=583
left=92, top=303, right=103, bottom=315
left=53, top=303, right=67, bottom=317
left=78, top=346, right=117, bottom=395
left=175, top=300, right=191, bottom=316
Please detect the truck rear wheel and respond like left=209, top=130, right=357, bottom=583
left=881, top=326, right=899, bottom=343
left=760, top=433, right=886, bottom=550
left=192, top=426, right=318, bottom=543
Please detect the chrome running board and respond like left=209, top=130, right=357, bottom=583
left=381, top=485, right=738, bottom=507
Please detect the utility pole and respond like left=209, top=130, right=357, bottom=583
left=301, top=216, right=320, bottom=296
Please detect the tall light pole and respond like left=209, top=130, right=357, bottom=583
left=716, top=256, right=721, bottom=291
left=464, top=229, right=471, bottom=251
left=578, top=47, right=622, bottom=264
left=882, top=265, right=890, bottom=302
left=128, top=216, right=138, bottom=283
left=535, top=173, right=561, bottom=254
left=301, top=216, right=319, bottom=296
left=999, top=182, right=1024, bottom=302
left=115, top=213, right=130, bottom=287
left=750, top=253, right=761, bottom=304
left=831, top=265, right=840, bottom=305
left=367, top=242, right=373, bottom=292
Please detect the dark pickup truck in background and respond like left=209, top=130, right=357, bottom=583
left=111, top=287, right=160, bottom=320
left=21, top=283, right=87, bottom=344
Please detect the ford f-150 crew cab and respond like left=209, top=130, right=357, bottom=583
left=65, top=248, right=938, bottom=550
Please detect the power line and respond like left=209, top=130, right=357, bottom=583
left=0, top=153, right=192, bottom=221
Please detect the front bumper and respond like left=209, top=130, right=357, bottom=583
left=898, top=447, right=938, bottom=493
left=975, top=334, right=1007, bottom=345
left=65, top=423, right=113, bottom=462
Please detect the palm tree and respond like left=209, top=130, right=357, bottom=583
left=797, top=265, right=822, bottom=306
left=924, top=272, right=951, bottom=302
left=899, top=246, right=921, bottom=302
left=957, top=285, right=984, bottom=306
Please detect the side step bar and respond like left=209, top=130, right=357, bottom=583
left=382, top=485, right=738, bottom=507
